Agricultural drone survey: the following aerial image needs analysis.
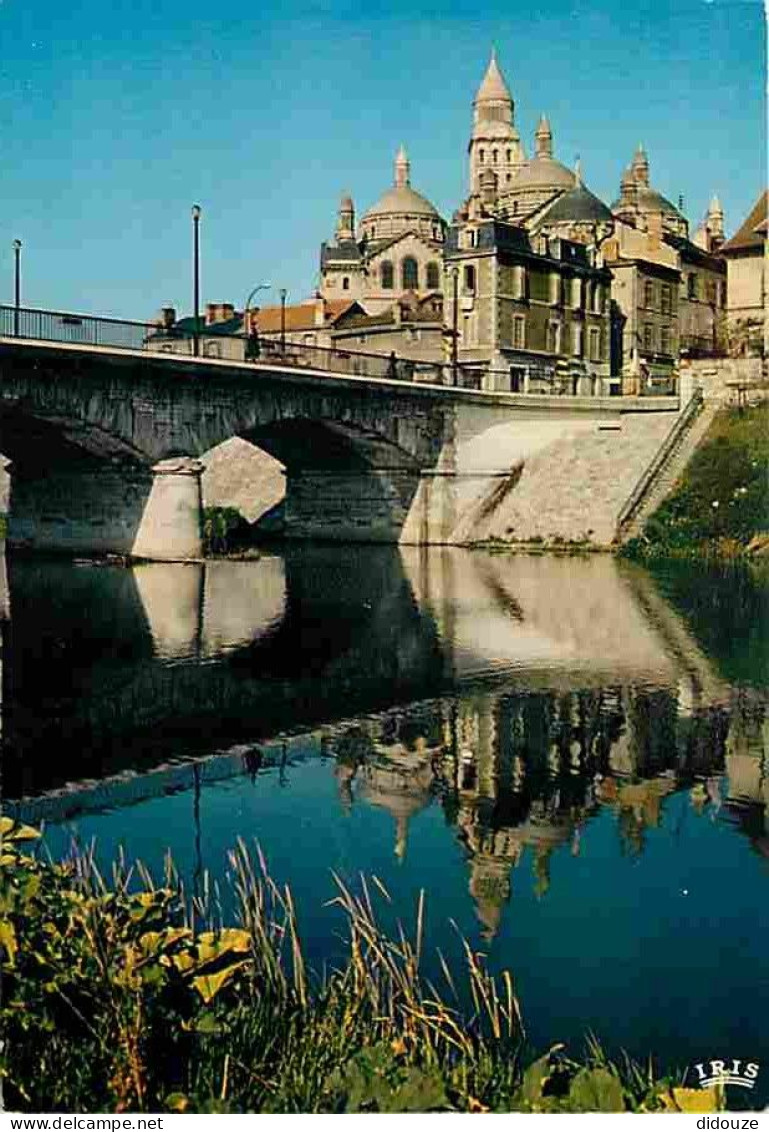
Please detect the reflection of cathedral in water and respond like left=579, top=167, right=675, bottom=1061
left=326, top=682, right=767, bottom=938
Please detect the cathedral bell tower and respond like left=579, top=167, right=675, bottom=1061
left=468, top=49, right=525, bottom=195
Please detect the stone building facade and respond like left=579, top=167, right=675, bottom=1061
left=720, top=191, right=767, bottom=356
left=444, top=218, right=613, bottom=394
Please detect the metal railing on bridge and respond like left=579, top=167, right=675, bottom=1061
left=0, top=303, right=466, bottom=386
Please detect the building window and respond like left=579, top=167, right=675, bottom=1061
left=513, top=265, right=527, bottom=299
left=550, top=273, right=561, bottom=304
left=644, top=279, right=655, bottom=309
left=381, top=260, right=394, bottom=289
left=478, top=148, right=485, bottom=163
left=204, top=341, right=222, bottom=358
left=660, top=283, right=672, bottom=315
left=463, top=264, right=476, bottom=293
left=571, top=323, right=583, bottom=356
left=342, top=277, right=350, bottom=291
left=687, top=274, right=697, bottom=300
left=426, top=261, right=440, bottom=290
left=719, top=280, right=727, bottom=307
left=492, top=149, right=498, bottom=163
left=510, top=365, right=527, bottom=392
left=589, top=327, right=601, bottom=361
left=643, top=323, right=655, bottom=353
left=548, top=321, right=561, bottom=354
left=506, top=149, right=512, bottom=162
left=512, top=315, right=526, bottom=349
left=370, top=226, right=376, bottom=239
left=571, top=277, right=582, bottom=309
left=402, top=257, right=419, bottom=289
left=660, top=326, right=671, bottom=355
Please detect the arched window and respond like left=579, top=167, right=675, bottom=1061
left=492, top=149, right=498, bottom=164
left=506, top=149, right=512, bottom=162
left=342, top=277, right=350, bottom=291
left=478, top=148, right=485, bottom=163
left=402, top=257, right=419, bottom=290
left=426, top=261, right=440, bottom=290
left=381, top=260, right=394, bottom=289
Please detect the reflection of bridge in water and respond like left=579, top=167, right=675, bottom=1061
left=4, top=544, right=766, bottom=937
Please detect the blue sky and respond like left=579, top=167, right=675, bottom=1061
left=1, top=0, right=765, bottom=319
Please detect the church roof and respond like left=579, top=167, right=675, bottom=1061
left=721, top=190, right=768, bottom=253
left=475, top=50, right=512, bottom=103
left=539, top=182, right=613, bottom=225
left=320, top=239, right=363, bottom=267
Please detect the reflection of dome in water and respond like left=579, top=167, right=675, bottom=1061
left=359, top=750, right=434, bottom=860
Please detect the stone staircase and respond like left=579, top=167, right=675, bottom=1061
left=616, top=388, right=718, bottom=543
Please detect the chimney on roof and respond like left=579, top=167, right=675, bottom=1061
left=206, top=302, right=235, bottom=325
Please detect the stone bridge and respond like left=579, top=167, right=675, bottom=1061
left=0, top=338, right=678, bottom=557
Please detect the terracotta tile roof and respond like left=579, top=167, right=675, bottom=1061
left=721, top=190, right=767, bottom=253
left=253, top=299, right=358, bottom=333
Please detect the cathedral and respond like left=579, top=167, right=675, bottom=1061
left=317, top=49, right=731, bottom=392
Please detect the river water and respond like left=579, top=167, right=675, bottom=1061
left=2, top=547, right=767, bottom=1098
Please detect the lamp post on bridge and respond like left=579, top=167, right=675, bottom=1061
left=12, top=239, right=21, bottom=337
left=450, top=266, right=459, bottom=387
left=191, top=205, right=201, bottom=357
left=279, top=287, right=287, bottom=356
left=244, top=283, right=270, bottom=360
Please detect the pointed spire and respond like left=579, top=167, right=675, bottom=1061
left=336, top=192, right=355, bottom=241
left=632, top=143, right=649, bottom=186
left=707, top=193, right=724, bottom=238
left=475, top=48, right=512, bottom=104
left=574, top=155, right=583, bottom=186
left=395, top=145, right=410, bottom=188
left=535, top=114, right=553, bottom=158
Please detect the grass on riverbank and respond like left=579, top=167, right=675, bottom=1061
left=624, top=404, right=769, bottom=560
left=0, top=819, right=721, bottom=1114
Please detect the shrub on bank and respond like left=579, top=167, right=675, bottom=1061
left=0, top=819, right=722, bottom=1114
left=625, top=405, right=769, bottom=559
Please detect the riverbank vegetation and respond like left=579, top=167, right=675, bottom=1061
left=0, top=819, right=722, bottom=1114
left=624, top=404, right=769, bottom=560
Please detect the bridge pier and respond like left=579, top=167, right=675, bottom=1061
left=7, top=455, right=203, bottom=561
left=131, top=457, right=204, bottom=562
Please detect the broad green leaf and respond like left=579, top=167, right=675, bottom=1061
left=568, top=1067, right=625, bottom=1112
left=192, top=960, right=247, bottom=1003
left=0, top=919, right=18, bottom=965
left=663, top=1086, right=721, bottom=1113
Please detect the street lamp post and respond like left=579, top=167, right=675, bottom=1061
left=450, top=267, right=459, bottom=386
left=12, top=239, right=21, bottom=337
left=243, top=283, right=270, bottom=360
left=279, top=288, right=287, bottom=356
left=191, top=205, right=201, bottom=357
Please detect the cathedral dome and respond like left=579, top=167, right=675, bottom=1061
left=362, top=183, right=441, bottom=222
left=359, top=147, right=444, bottom=244
left=508, top=155, right=575, bottom=194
